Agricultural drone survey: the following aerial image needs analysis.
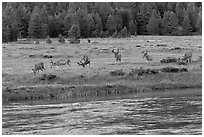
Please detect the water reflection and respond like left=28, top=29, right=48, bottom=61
left=2, top=91, right=202, bottom=135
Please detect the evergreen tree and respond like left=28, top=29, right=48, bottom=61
left=155, top=2, right=168, bottom=18
left=47, top=15, right=55, bottom=37
left=146, top=9, right=160, bottom=35
left=2, top=20, right=10, bottom=43
left=112, top=11, right=123, bottom=32
left=181, top=14, right=192, bottom=35
left=167, top=2, right=173, bottom=11
left=92, top=13, right=103, bottom=35
left=169, top=11, right=179, bottom=35
left=160, top=11, right=171, bottom=35
left=120, top=27, right=128, bottom=37
left=196, top=9, right=202, bottom=34
left=2, top=4, right=18, bottom=42
left=86, top=14, right=95, bottom=37
left=28, top=6, right=46, bottom=38
left=186, top=3, right=199, bottom=32
left=175, top=3, right=185, bottom=26
left=98, top=2, right=113, bottom=30
left=63, top=13, right=79, bottom=36
left=2, top=2, right=202, bottom=39
left=128, top=20, right=137, bottom=35
left=68, top=24, right=80, bottom=38
left=15, top=4, right=30, bottom=38
left=106, top=14, right=117, bottom=35
left=80, top=15, right=91, bottom=38
left=2, top=5, right=11, bottom=42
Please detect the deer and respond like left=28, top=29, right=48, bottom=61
left=32, top=62, right=45, bottom=75
left=181, top=52, right=193, bottom=62
left=46, top=36, right=52, bottom=44
left=77, top=55, right=91, bottom=67
left=58, top=34, right=65, bottom=43
left=50, top=59, right=71, bottom=68
left=112, top=48, right=122, bottom=62
left=142, top=51, right=153, bottom=62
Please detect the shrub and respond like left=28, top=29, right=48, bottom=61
left=110, top=69, right=125, bottom=76
left=120, top=27, right=128, bottom=38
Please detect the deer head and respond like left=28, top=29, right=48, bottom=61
left=112, top=48, right=119, bottom=57
left=142, top=51, right=148, bottom=58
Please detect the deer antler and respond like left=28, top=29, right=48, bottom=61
left=112, top=48, right=119, bottom=55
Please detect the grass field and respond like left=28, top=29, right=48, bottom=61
left=2, top=36, right=202, bottom=103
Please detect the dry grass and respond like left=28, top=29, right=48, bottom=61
left=2, top=36, right=202, bottom=102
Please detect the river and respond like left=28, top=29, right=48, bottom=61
left=2, top=88, right=202, bottom=135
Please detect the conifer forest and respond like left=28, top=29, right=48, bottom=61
left=2, top=2, right=202, bottom=43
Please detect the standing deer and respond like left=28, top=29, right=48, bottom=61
left=112, top=48, right=122, bottom=62
left=142, top=51, right=153, bottom=62
left=32, top=62, right=45, bottom=75
left=46, top=36, right=52, bottom=44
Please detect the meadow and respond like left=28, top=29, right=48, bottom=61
left=2, top=36, right=202, bottom=103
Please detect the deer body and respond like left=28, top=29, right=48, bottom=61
left=112, top=48, right=122, bottom=62
left=182, top=52, right=192, bottom=62
left=32, top=62, right=45, bottom=75
left=142, top=51, right=153, bottom=62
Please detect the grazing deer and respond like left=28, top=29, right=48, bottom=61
left=142, top=51, right=153, bottom=62
left=77, top=55, right=91, bottom=67
left=181, top=52, right=192, bottom=62
left=112, top=48, right=122, bottom=62
left=50, top=59, right=70, bottom=68
left=87, top=39, right=91, bottom=43
left=32, top=62, right=45, bottom=75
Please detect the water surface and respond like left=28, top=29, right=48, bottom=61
left=2, top=88, right=202, bottom=135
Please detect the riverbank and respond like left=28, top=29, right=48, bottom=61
left=2, top=70, right=202, bottom=104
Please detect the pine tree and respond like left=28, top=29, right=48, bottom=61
left=181, top=14, right=192, bottom=35
left=64, top=13, right=77, bottom=36
left=128, top=20, right=137, bottom=35
left=175, top=3, right=185, bottom=26
left=28, top=6, right=46, bottom=38
left=98, top=2, right=113, bottom=31
left=169, top=12, right=179, bottom=35
left=112, top=11, right=123, bottom=32
left=167, top=2, right=173, bottom=11
left=146, top=9, right=161, bottom=35
left=80, top=15, right=91, bottom=38
left=120, top=27, right=128, bottom=37
left=186, top=3, right=199, bottom=32
left=2, top=6, right=11, bottom=42
left=160, top=11, right=171, bottom=35
left=106, top=14, right=117, bottom=35
left=15, top=4, right=30, bottom=38
left=2, top=4, right=18, bottom=42
left=92, top=13, right=103, bottom=35
left=86, top=14, right=95, bottom=37
left=68, top=24, right=80, bottom=38
left=2, top=22, right=10, bottom=43
left=196, top=9, right=202, bottom=34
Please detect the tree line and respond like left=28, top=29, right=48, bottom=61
left=2, top=2, right=202, bottom=43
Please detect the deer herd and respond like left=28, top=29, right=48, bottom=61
left=32, top=40, right=195, bottom=76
